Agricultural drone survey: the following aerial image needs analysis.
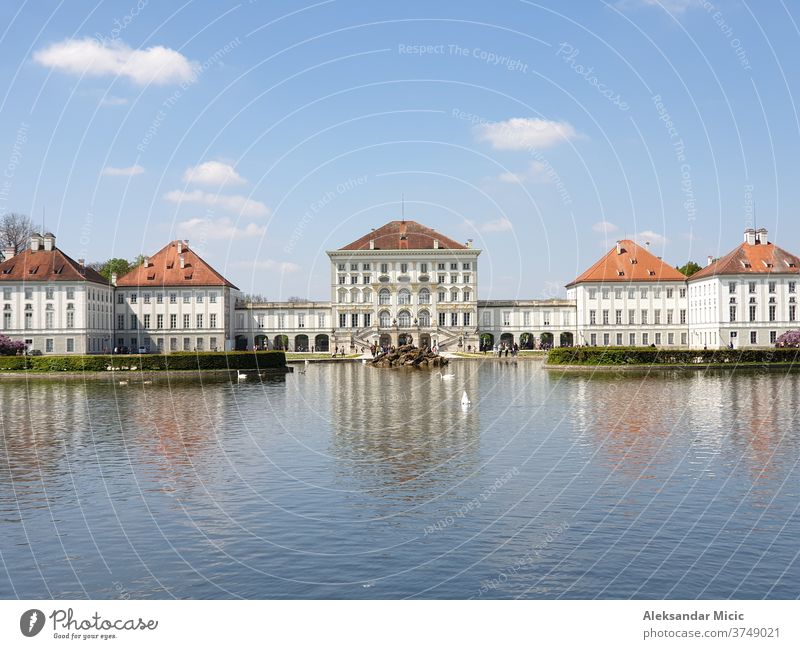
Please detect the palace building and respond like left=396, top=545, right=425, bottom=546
left=1, top=222, right=798, bottom=354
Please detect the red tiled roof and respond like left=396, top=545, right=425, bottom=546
left=115, top=241, right=238, bottom=289
left=0, top=247, right=108, bottom=284
left=339, top=220, right=468, bottom=250
left=567, top=239, right=687, bottom=287
left=690, top=240, right=800, bottom=280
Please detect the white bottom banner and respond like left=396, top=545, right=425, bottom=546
left=1, top=600, right=796, bottom=648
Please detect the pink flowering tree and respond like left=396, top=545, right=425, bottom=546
left=0, top=335, right=25, bottom=356
left=776, top=331, right=800, bottom=348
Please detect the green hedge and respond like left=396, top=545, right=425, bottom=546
left=0, top=351, right=286, bottom=372
left=546, top=346, right=800, bottom=366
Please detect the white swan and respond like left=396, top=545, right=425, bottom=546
left=237, top=371, right=248, bottom=381
left=461, top=391, right=471, bottom=407
left=439, top=371, right=455, bottom=381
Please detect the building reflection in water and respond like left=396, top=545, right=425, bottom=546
left=559, top=369, right=800, bottom=494
left=327, top=363, right=481, bottom=501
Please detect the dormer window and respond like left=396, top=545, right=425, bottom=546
left=617, top=270, right=625, bottom=276
left=742, top=262, right=751, bottom=268
left=648, top=270, right=656, bottom=276
left=28, top=266, right=39, bottom=274
left=630, top=258, right=638, bottom=265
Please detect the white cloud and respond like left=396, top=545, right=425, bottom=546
left=232, top=259, right=302, bottom=273
left=497, top=161, right=553, bottom=184
left=475, top=117, right=580, bottom=150
left=176, top=217, right=266, bottom=241
left=182, top=160, right=245, bottom=186
left=164, top=189, right=269, bottom=218
left=634, top=230, right=669, bottom=247
left=479, top=217, right=514, bottom=233
left=592, top=220, right=619, bottom=234
left=102, top=164, right=144, bottom=177
left=100, top=95, right=128, bottom=106
left=33, top=38, right=198, bottom=86
left=616, top=0, right=697, bottom=14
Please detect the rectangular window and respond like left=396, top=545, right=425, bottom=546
left=66, top=338, right=74, bottom=352
left=655, top=333, right=662, bottom=345
left=196, top=337, right=203, bottom=351
left=628, top=289, right=635, bottom=299
left=66, top=287, right=75, bottom=300
left=668, top=333, right=674, bottom=345
left=380, top=263, right=388, bottom=274
left=130, top=314, right=137, bottom=330
left=157, top=293, right=163, bottom=304
left=642, top=333, right=649, bottom=345
left=2, top=287, right=10, bottom=300
left=117, top=314, right=125, bottom=330
left=590, top=333, right=597, bottom=346
left=130, top=293, right=137, bottom=304
left=339, top=313, right=346, bottom=328
left=749, top=305, right=757, bottom=322
left=400, top=263, right=408, bottom=274
left=602, top=310, right=609, bottom=325
left=641, top=310, right=648, bottom=325
left=183, top=293, right=191, bottom=304
left=438, top=312, right=446, bottom=326
left=666, top=288, right=673, bottom=299
left=680, top=288, right=686, bottom=298
left=66, top=312, right=74, bottom=328
left=749, top=282, right=757, bottom=293
left=463, top=291, right=471, bottom=302
left=183, top=314, right=190, bottom=328
left=770, top=331, right=777, bottom=344
left=791, top=305, right=797, bottom=322
left=351, top=313, right=358, bottom=328
left=463, top=274, right=471, bottom=283
left=667, top=310, right=674, bottom=324
left=363, top=275, right=370, bottom=284
left=628, top=310, right=635, bottom=325
left=363, top=264, right=371, bottom=272
left=729, top=282, right=737, bottom=294
left=629, top=333, right=636, bottom=346
left=463, top=313, right=470, bottom=326
left=210, top=337, right=217, bottom=350
left=143, top=314, right=150, bottom=328
left=170, top=338, right=178, bottom=351
left=588, top=289, right=597, bottom=300
left=170, top=314, right=177, bottom=329
left=589, top=310, right=596, bottom=325
left=641, top=288, right=648, bottom=299
left=616, top=333, right=623, bottom=345
left=197, top=314, right=203, bottom=328
left=789, top=282, right=796, bottom=294
left=730, top=306, right=736, bottom=323
left=615, top=289, right=623, bottom=299
left=769, top=305, right=776, bottom=322
left=143, top=293, right=150, bottom=304
left=209, top=293, right=217, bottom=303
left=45, top=311, right=53, bottom=328
left=183, top=337, right=191, bottom=351
left=438, top=274, right=446, bottom=284
left=603, top=333, right=610, bottom=346
left=450, top=313, right=458, bottom=327
left=602, top=289, right=609, bottom=300
left=523, top=312, right=531, bottom=327
left=750, top=331, right=757, bottom=344
left=351, top=263, right=359, bottom=271
left=769, top=281, right=776, bottom=293
left=680, top=309, right=687, bottom=324
left=157, top=314, right=164, bottom=329
left=45, top=338, right=54, bottom=352
left=364, top=313, right=371, bottom=327
left=169, top=293, right=177, bottom=304
left=45, top=286, right=54, bottom=300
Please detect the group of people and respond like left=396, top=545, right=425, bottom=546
left=478, top=341, right=522, bottom=356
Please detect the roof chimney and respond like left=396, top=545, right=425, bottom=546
left=616, top=241, right=623, bottom=255
left=433, top=239, right=439, bottom=249
left=369, top=239, right=374, bottom=250
left=43, top=233, right=55, bottom=251
left=177, top=241, right=183, bottom=254
left=179, top=254, right=185, bottom=269
left=755, top=228, right=768, bottom=244
left=707, top=255, right=714, bottom=267
left=30, top=233, right=42, bottom=251
left=143, top=256, right=149, bottom=267
left=744, top=228, right=756, bottom=245
left=466, top=238, right=473, bottom=248
left=111, top=272, right=118, bottom=286
left=78, top=258, right=85, bottom=267
left=2, top=246, right=15, bottom=261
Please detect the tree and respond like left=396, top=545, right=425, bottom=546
left=0, top=335, right=25, bottom=356
left=287, top=296, right=306, bottom=303
left=87, top=257, right=136, bottom=281
left=776, top=331, right=800, bottom=348
left=0, top=213, right=34, bottom=254
left=677, top=261, right=702, bottom=277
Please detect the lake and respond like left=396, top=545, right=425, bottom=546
left=1, top=360, right=799, bottom=599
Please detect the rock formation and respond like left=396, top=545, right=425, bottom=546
left=369, top=344, right=449, bottom=368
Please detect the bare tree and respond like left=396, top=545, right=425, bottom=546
left=0, top=213, right=34, bottom=253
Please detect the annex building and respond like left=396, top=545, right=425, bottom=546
left=0, top=222, right=797, bottom=354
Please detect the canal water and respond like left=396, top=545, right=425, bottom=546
left=1, top=361, right=799, bottom=599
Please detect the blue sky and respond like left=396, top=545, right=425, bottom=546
left=1, top=0, right=798, bottom=299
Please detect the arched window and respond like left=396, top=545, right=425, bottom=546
left=379, top=310, right=391, bottom=327
left=379, top=289, right=391, bottom=305
left=418, top=288, right=430, bottom=304
left=450, top=289, right=459, bottom=302
left=398, top=289, right=411, bottom=305
left=418, top=310, right=430, bottom=327
left=398, top=310, right=411, bottom=327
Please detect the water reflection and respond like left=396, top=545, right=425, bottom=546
left=328, top=363, right=481, bottom=499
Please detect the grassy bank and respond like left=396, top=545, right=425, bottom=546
left=0, top=350, right=286, bottom=372
left=546, top=346, right=800, bottom=366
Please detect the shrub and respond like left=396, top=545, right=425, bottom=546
left=776, top=330, right=800, bottom=348
left=0, top=351, right=286, bottom=372
left=0, top=335, right=26, bottom=356
left=546, top=346, right=800, bottom=366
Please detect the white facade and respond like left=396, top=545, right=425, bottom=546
left=326, top=246, right=481, bottom=351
